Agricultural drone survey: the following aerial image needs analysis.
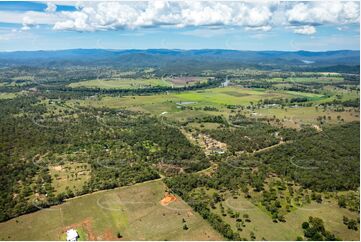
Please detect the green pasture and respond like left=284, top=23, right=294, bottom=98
left=68, top=78, right=172, bottom=89
left=211, top=190, right=359, bottom=241
left=0, top=92, right=17, bottom=99
left=255, top=106, right=359, bottom=128
left=73, top=87, right=323, bottom=116
left=49, top=162, right=91, bottom=195
left=0, top=180, right=222, bottom=241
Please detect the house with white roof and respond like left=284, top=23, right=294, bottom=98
left=66, top=229, right=79, bottom=241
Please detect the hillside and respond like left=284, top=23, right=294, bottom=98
left=0, top=49, right=359, bottom=73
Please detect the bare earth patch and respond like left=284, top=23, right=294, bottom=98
left=52, top=165, right=62, bottom=171
left=160, top=193, right=177, bottom=206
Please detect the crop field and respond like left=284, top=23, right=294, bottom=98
left=0, top=180, right=222, bottom=241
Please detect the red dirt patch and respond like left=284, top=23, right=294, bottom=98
left=160, top=193, right=177, bottom=206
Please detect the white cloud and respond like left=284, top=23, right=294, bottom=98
left=293, top=25, right=316, bottom=35
left=0, top=11, right=61, bottom=25
left=0, top=1, right=358, bottom=34
left=45, top=2, right=57, bottom=13
left=286, top=1, right=359, bottom=25
left=245, top=26, right=272, bottom=32
left=52, top=1, right=278, bottom=31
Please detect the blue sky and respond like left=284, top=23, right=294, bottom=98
left=0, top=1, right=359, bottom=51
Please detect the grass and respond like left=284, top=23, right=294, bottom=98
left=0, top=92, right=17, bottom=99
left=71, top=87, right=323, bottom=119
left=0, top=180, right=222, bottom=241
left=255, top=106, right=359, bottom=128
left=65, top=86, right=353, bottom=128
left=68, top=78, right=172, bottom=89
left=211, top=189, right=359, bottom=241
left=264, top=77, right=345, bottom=84
left=49, top=162, right=91, bottom=195
left=175, top=87, right=298, bottom=106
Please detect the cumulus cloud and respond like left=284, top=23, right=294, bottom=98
left=45, top=2, right=57, bottom=13
left=286, top=1, right=359, bottom=25
left=52, top=1, right=278, bottom=31
left=293, top=25, right=316, bottom=35
left=0, top=1, right=359, bottom=35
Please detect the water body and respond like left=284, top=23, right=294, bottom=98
left=176, top=101, right=197, bottom=105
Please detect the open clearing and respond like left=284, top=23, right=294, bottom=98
left=168, top=76, right=208, bottom=86
left=0, top=180, right=222, bottom=241
left=66, top=86, right=359, bottom=127
left=0, top=92, right=17, bottom=99
left=211, top=190, right=359, bottom=241
left=68, top=78, right=172, bottom=89
left=49, top=162, right=91, bottom=195
left=254, top=106, right=359, bottom=128
left=71, top=87, right=324, bottom=117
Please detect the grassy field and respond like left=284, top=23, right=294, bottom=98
left=0, top=180, right=222, bottom=241
left=211, top=190, right=359, bottom=241
left=264, top=77, right=345, bottom=84
left=71, top=87, right=324, bottom=117
left=174, top=87, right=322, bottom=106
left=49, top=162, right=91, bottom=195
left=254, top=106, right=359, bottom=128
left=0, top=92, right=17, bottom=99
left=65, top=86, right=358, bottom=127
left=68, top=78, right=173, bottom=89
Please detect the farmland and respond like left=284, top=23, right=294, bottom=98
left=68, top=78, right=173, bottom=89
left=68, top=85, right=357, bottom=128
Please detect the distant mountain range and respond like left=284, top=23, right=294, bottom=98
left=0, top=49, right=359, bottom=72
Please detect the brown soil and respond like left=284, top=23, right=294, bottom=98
left=52, top=165, right=62, bottom=171
left=170, top=76, right=200, bottom=85
left=100, top=229, right=119, bottom=241
left=160, top=193, right=177, bottom=206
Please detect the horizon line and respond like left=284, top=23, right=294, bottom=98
left=0, top=48, right=360, bottom=53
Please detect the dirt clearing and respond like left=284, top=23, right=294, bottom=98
left=160, top=193, right=177, bottom=206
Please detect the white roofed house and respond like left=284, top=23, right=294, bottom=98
left=66, top=229, right=79, bottom=241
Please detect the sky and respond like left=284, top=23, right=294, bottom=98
left=0, top=0, right=359, bottom=51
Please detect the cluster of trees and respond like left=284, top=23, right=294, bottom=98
left=257, top=122, right=360, bottom=191
left=187, top=115, right=228, bottom=125
left=39, top=77, right=224, bottom=97
left=301, top=217, right=339, bottom=240
left=321, top=98, right=360, bottom=108
left=205, top=123, right=279, bottom=153
left=337, top=192, right=360, bottom=212
left=342, top=216, right=358, bottom=231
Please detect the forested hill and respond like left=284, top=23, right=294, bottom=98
left=0, top=49, right=359, bottom=73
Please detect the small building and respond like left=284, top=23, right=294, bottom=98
left=66, top=229, right=79, bottom=241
